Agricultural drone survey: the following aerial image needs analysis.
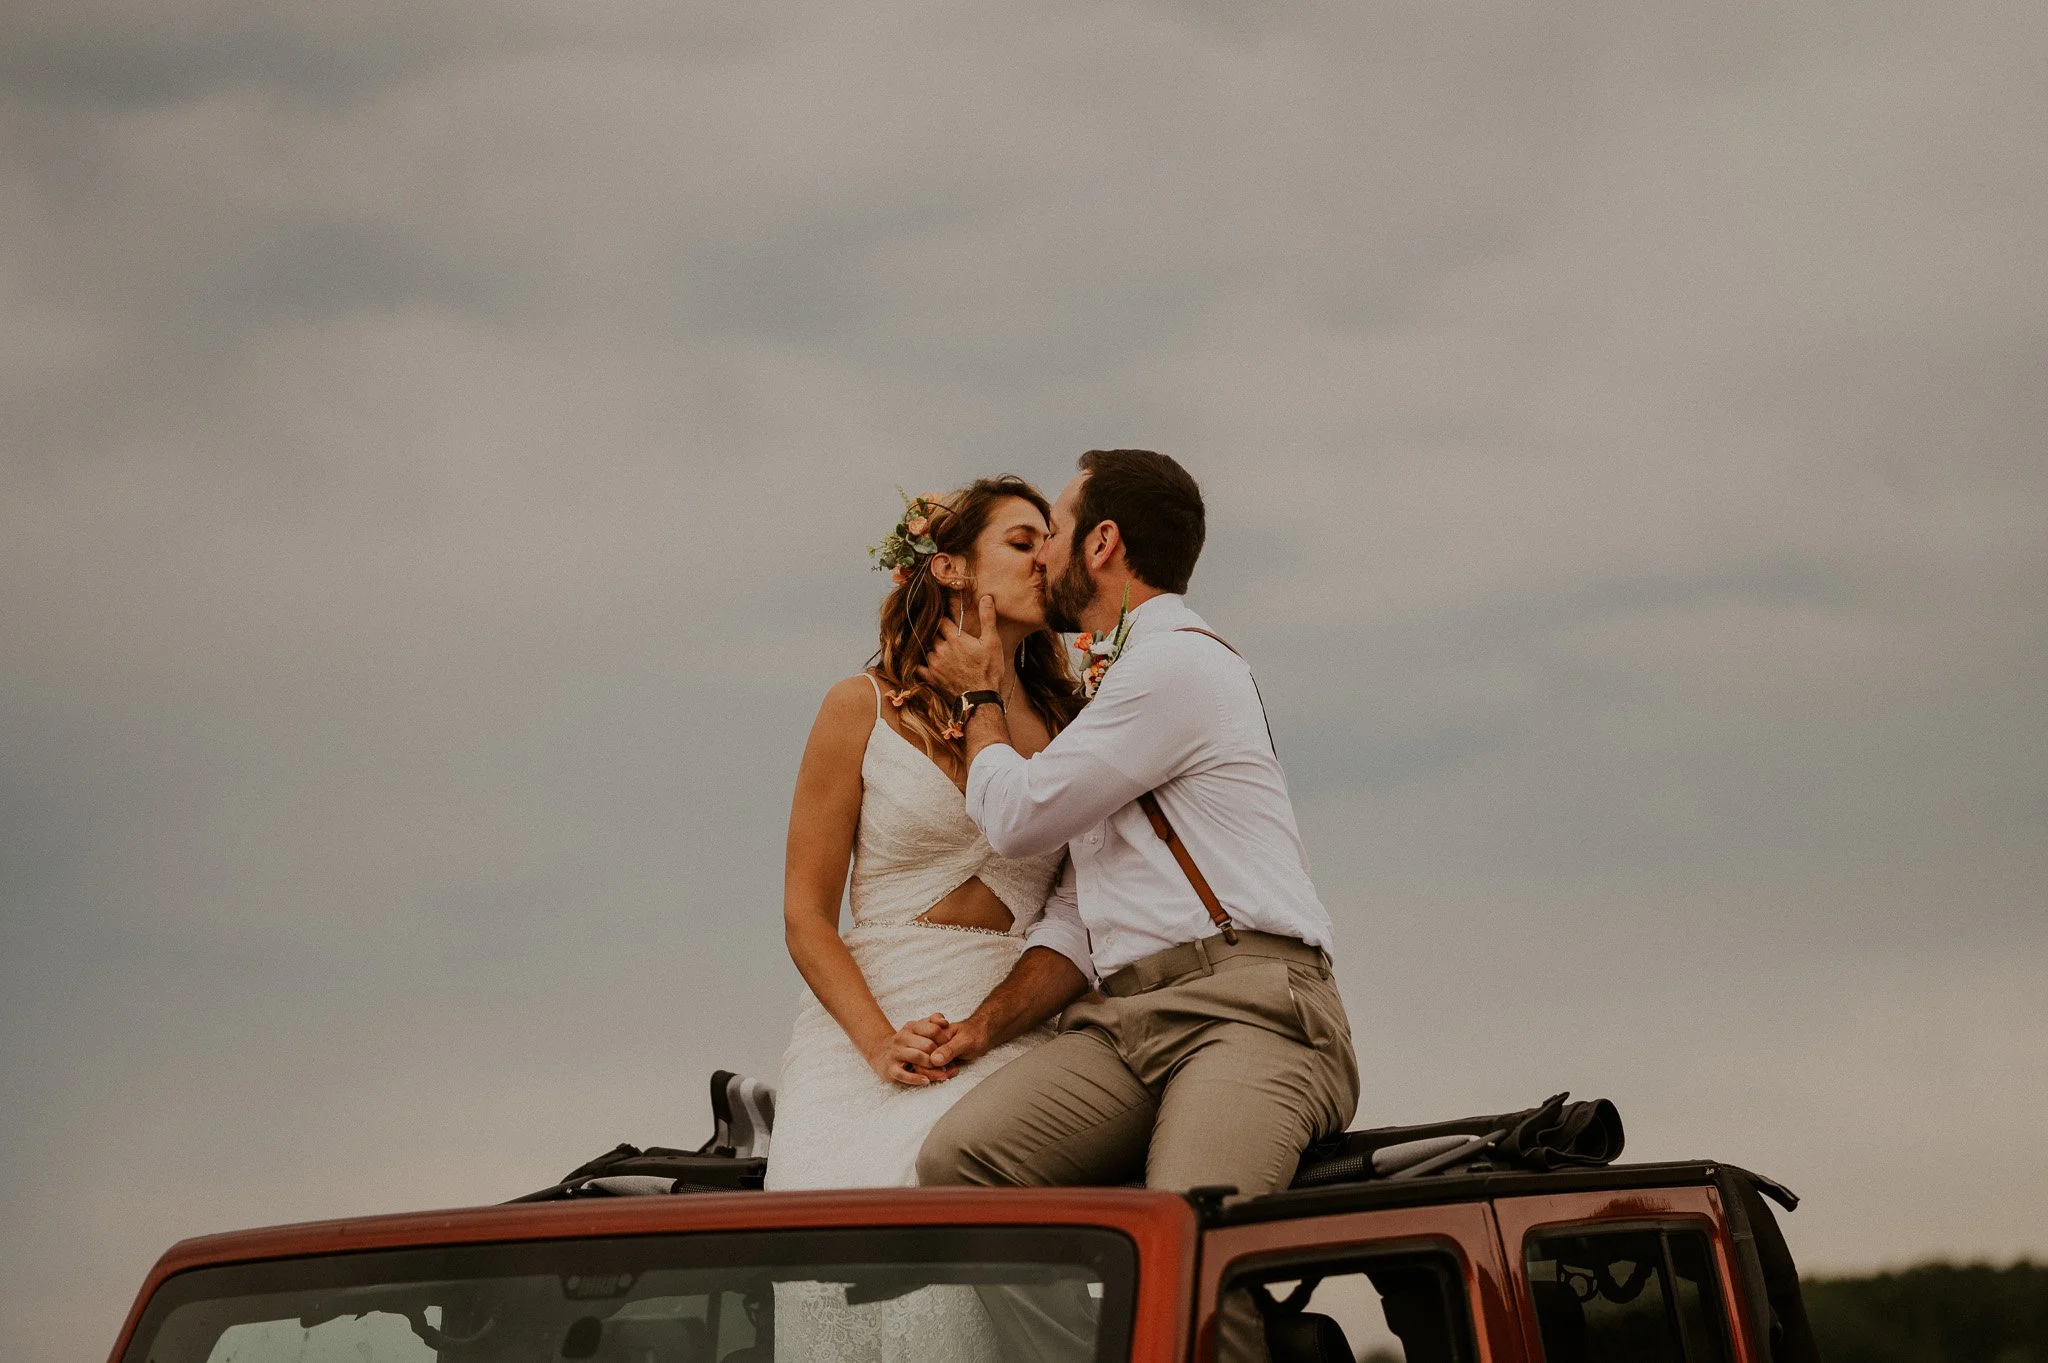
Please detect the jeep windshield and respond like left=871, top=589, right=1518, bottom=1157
left=123, top=1225, right=1136, bottom=1362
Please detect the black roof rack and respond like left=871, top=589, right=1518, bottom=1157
left=1211, top=1160, right=1729, bottom=1227
left=1211, top=1159, right=1798, bottom=1228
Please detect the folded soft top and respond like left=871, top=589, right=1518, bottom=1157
left=1291, top=1091, right=1625, bottom=1188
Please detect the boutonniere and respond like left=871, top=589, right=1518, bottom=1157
left=1073, top=585, right=1134, bottom=698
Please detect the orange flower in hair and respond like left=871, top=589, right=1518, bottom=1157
left=868, top=488, right=948, bottom=578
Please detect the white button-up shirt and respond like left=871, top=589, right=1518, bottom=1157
left=967, top=594, right=1335, bottom=979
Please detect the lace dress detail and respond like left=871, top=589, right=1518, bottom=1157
left=765, top=676, right=1064, bottom=1360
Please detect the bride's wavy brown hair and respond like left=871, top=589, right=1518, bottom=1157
left=872, top=475, right=1085, bottom=760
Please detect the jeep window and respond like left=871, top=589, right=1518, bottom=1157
left=1525, top=1226, right=1732, bottom=1363
left=1227, top=1248, right=1474, bottom=1363
left=122, top=1226, right=1135, bottom=1363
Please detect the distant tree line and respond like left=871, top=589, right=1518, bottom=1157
left=1803, top=1260, right=2047, bottom=1363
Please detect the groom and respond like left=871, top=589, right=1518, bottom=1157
left=912, top=448, right=1359, bottom=1362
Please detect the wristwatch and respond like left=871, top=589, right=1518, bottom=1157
left=958, top=690, right=1004, bottom=721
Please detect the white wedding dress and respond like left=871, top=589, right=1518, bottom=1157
left=765, top=674, right=1065, bottom=1360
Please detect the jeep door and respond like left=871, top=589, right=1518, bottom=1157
left=1194, top=1200, right=1519, bottom=1362
left=1492, top=1185, right=1752, bottom=1363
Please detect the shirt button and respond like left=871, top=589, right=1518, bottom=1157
left=1087, top=831, right=1102, bottom=845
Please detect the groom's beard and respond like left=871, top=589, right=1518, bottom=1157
left=1042, top=549, right=1096, bottom=635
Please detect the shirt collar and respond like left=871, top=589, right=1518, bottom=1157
left=1119, top=591, right=1193, bottom=648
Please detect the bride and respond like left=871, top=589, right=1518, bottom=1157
left=769, top=474, right=1083, bottom=1187
left=763, top=476, right=1085, bottom=1356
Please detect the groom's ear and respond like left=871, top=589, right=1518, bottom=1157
left=1085, top=519, right=1124, bottom=571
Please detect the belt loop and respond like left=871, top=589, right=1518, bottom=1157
left=1192, top=935, right=1214, bottom=977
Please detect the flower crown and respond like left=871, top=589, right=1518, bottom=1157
left=868, top=488, right=950, bottom=586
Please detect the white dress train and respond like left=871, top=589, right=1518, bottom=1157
left=765, top=675, right=1065, bottom=1361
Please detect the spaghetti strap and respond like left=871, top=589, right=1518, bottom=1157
left=861, top=671, right=884, bottom=720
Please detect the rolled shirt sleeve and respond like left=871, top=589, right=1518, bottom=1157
left=1021, top=857, right=1092, bottom=983
left=965, top=638, right=1211, bottom=858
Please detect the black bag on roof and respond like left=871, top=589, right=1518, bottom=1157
left=508, top=1144, right=767, bottom=1201
left=511, top=1070, right=774, bottom=1202
left=1292, top=1091, right=1624, bottom=1188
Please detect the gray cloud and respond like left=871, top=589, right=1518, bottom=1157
left=3, top=2, right=2045, bottom=1357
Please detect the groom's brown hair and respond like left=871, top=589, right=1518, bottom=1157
left=1074, top=449, right=1205, bottom=594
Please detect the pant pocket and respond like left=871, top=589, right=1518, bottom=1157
left=1287, top=968, right=1361, bottom=1123
left=1286, top=965, right=1358, bottom=1057
left=1283, top=965, right=1334, bottom=1051
left=1150, top=959, right=1307, bottom=1045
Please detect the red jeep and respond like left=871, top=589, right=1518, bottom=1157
left=107, top=1097, right=1815, bottom=1362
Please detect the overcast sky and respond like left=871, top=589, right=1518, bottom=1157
left=4, top=1, right=2045, bottom=1357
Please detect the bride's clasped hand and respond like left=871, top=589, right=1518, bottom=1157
left=874, top=1011, right=955, bottom=1087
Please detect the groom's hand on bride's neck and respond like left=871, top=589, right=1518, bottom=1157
left=919, top=595, right=1006, bottom=697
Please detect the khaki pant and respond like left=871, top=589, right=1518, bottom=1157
left=917, top=932, right=1360, bottom=1362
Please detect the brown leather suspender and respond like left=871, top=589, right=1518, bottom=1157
left=1133, top=627, right=1275, bottom=947
left=1136, top=790, right=1237, bottom=944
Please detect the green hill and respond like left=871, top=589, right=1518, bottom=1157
left=1803, top=1261, right=2048, bottom=1363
